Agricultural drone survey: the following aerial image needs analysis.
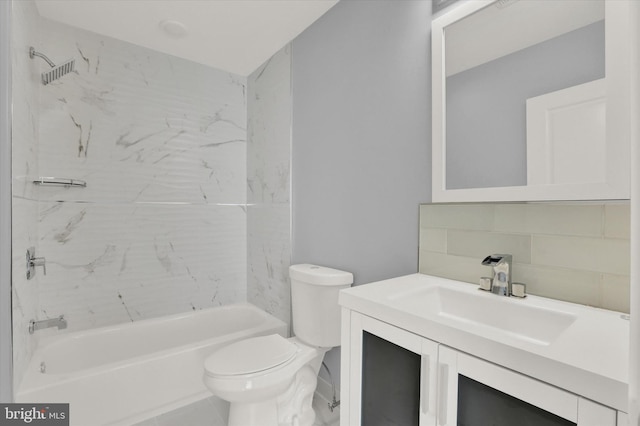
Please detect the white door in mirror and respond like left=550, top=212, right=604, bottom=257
left=527, top=79, right=606, bottom=186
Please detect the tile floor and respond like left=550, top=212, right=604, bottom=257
left=132, top=392, right=339, bottom=426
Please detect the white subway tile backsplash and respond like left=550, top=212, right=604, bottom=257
left=604, top=203, right=630, bottom=239
left=493, top=204, right=603, bottom=237
left=601, top=274, right=630, bottom=313
left=447, top=230, right=531, bottom=263
left=531, top=235, right=629, bottom=276
left=419, top=227, right=447, bottom=253
left=419, top=203, right=630, bottom=312
left=420, top=252, right=486, bottom=286
left=514, top=264, right=602, bottom=307
left=420, top=204, right=494, bottom=230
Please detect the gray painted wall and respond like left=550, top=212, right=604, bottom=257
left=291, top=0, right=432, bottom=386
left=0, top=0, right=13, bottom=403
left=292, top=0, right=432, bottom=285
left=446, top=21, right=605, bottom=190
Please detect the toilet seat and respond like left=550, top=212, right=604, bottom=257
left=205, top=334, right=298, bottom=377
left=203, top=335, right=326, bottom=407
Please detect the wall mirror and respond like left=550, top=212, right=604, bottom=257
left=431, top=0, right=631, bottom=202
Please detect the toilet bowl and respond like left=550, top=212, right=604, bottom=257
left=203, top=264, right=353, bottom=426
left=204, top=335, right=327, bottom=426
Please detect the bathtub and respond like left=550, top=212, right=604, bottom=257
left=16, top=303, right=287, bottom=426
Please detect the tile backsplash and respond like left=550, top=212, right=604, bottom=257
left=419, top=203, right=630, bottom=313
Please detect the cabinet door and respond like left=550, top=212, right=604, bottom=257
left=437, top=346, right=616, bottom=426
left=346, top=312, right=438, bottom=426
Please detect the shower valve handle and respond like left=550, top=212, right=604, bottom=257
left=31, top=257, right=46, bottom=275
left=26, top=247, right=46, bottom=279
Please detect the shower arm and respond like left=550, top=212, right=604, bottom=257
left=29, top=47, right=56, bottom=68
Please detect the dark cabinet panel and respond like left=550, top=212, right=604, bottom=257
left=361, top=331, right=421, bottom=426
left=457, top=375, right=576, bottom=426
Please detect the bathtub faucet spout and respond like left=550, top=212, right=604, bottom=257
left=29, top=315, right=67, bottom=334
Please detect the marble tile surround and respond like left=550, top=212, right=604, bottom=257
left=38, top=19, right=247, bottom=205
left=34, top=17, right=248, bottom=333
left=11, top=0, right=41, bottom=394
left=38, top=202, right=246, bottom=327
left=419, top=203, right=631, bottom=312
left=11, top=6, right=296, bottom=401
left=247, top=46, right=292, bottom=326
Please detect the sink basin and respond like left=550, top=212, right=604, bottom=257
left=388, top=285, right=577, bottom=345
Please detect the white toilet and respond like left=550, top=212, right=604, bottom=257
left=203, top=264, right=353, bottom=426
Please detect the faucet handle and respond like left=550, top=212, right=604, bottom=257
left=511, top=282, right=527, bottom=298
left=479, top=276, right=492, bottom=291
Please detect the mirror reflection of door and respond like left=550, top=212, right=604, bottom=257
left=444, top=0, right=605, bottom=190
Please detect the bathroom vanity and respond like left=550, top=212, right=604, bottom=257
left=339, top=274, right=629, bottom=426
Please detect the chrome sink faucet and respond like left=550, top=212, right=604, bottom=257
left=481, top=254, right=512, bottom=296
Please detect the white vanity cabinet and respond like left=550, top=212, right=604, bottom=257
left=341, top=310, right=618, bottom=426
left=438, top=346, right=616, bottom=426
left=342, top=310, right=439, bottom=426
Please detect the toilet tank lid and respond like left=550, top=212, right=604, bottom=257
left=289, top=264, right=353, bottom=286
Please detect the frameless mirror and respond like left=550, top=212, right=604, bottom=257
left=432, top=0, right=631, bottom=202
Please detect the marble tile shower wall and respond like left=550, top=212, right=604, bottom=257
left=11, top=0, right=41, bottom=393
left=247, top=46, right=292, bottom=326
left=36, top=19, right=247, bottom=331
left=419, top=203, right=630, bottom=313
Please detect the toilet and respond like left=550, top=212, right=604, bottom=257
left=203, top=264, right=353, bottom=426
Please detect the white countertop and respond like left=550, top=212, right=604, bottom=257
left=339, top=273, right=629, bottom=412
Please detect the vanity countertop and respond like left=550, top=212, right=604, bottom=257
left=339, top=273, right=629, bottom=412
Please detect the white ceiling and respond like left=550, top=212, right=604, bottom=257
left=35, top=0, right=339, bottom=76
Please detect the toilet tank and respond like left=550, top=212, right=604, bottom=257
left=290, top=264, right=353, bottom=348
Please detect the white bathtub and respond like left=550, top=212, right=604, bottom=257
left=16, top=303, right=287, bottom=426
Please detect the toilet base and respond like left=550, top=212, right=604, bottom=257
left=225, top=365, right=319, bottom=426
left=277, top=365, right=317, bottom=426
left=228, top=398, right=278, bottom=426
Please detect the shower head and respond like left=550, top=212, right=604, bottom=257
left=40, top=58, right=75, bottom=85
left=29, top=46, right=75, bottom=85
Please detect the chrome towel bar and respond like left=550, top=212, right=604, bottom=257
left=32, top=177, right=87, bottom=188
